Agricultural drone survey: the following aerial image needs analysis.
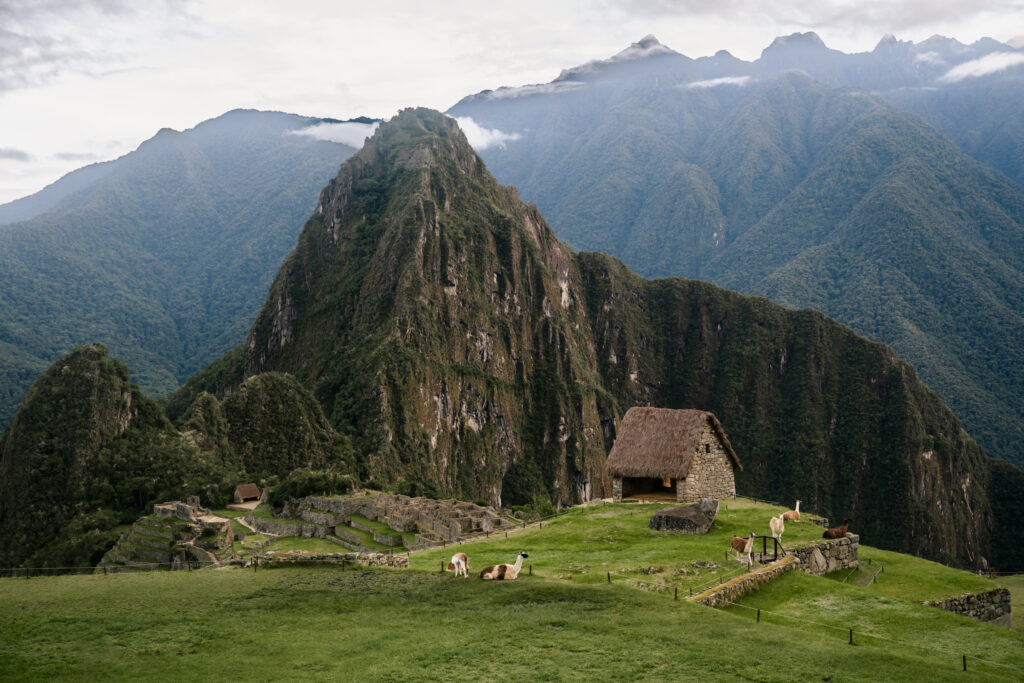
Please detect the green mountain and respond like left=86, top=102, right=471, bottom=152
left=0, top=109, right=361, bottom=430
left=171, top=108, right=1018, bottom=570
left=448, top=49, right=1024, bottom=468
left=0, top=347, right=355, bottom=570
left=0, top=345, right=216, bottom=570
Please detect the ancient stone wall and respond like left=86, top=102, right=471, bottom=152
left=678, top=425, right=736, bottom=503
left=689, top=556, right=798, bottom=607
left=924, top=588, right=1012, bottom=628
left=789, top=534, right=859, bottom=575
left=260, top=551, right=409, bottom=569
left=612, top=477, right=623, bottom=501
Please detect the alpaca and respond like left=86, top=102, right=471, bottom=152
left=480, top=551, right=528, bottom=580
left=782, top=500, right=802, bottom=522
left=823, top=518, right=852, bottom=540
left=447, top=552, right=469, bottom=578
left=730, top=532, right=755, bottom=564
left=769, top=513, right=785, bottom=543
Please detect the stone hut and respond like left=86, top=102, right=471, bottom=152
left=233, top=483, right=261, bottom=504
left=606, top=407, right=741, bottom=503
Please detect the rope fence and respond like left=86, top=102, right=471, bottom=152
left=720, top=597, right=1022, bottom=676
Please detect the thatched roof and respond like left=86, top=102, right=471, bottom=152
left=606, top=408, right=742, bottom=478
left=235, top=483, right=260, bottom=501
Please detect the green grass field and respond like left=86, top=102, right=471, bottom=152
left=2, top=500, right=1020, bottom=681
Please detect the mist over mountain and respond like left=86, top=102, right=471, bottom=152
left=0, top=109, right=363, bottom=429
left=448, top=34, right=1024, bottom=467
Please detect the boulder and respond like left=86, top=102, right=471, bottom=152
left=648, top=498, right=719, bottom=534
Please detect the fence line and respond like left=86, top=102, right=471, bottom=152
left=720, top=597, right=1022, bottom=675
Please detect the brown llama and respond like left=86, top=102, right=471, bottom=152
left=823, top=518, right=852, bottom=539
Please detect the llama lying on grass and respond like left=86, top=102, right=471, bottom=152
left=823, top=518, right=851, bottom=539
left=480, top=551, right=528, bottom=580
left=447, top=552, right=469, bottom=578
left=782, top=500, right=801, bottom=522
left=730, top=533, right=755, bottom=564
left=769, top=513, right=785, bottom=544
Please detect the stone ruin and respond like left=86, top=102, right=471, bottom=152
left=98, top=497, right=234, bottom=572
left=245, top=492, right=514, bottom=552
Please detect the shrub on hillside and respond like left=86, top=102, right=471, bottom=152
left=266, top=468, right=357, bottom=508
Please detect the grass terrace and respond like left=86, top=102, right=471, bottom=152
left=6, top=499, right=1015, bottom=680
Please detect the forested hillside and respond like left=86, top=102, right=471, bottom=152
left=0, top=109, right=359, bottom=429
left=448, top=37, right=1024, bottom=466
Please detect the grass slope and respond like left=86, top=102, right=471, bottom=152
left=4, top=500, right=1018, bottom=681
left=3, top=566, right=1020, bottom=682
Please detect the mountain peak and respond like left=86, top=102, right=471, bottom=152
left=609, top=34, right=676, bottom=61
left=765, top=31, right=827, bottom=51
left=358, top=108, right=479, bottom=176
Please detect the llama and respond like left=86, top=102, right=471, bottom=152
left=782, top=500, right=801, bottom=522
left=480, top=551, right=528, bottom=580
left=769, top=513, right=785, bottom=544
left=447, top=552, right=469, bottom=578
left=730, top=532, right=755, bottom=564
left=823, top=518, right=851, bottom=540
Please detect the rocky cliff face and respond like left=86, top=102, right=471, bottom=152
left=241, top=109, right=611, bottom=506
left=577, top=254, right=992, bottom=567
left=172, top=108, right=1008, bottom=568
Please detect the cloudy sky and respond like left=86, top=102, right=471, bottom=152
left=1, top=0, right=1022, bottom=204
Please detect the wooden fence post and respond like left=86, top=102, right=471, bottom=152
left=757, top=609, right=761, bottom=623
left=962, top=654, right=967, bottom=672
left=849, top=629, right=853, bottom=645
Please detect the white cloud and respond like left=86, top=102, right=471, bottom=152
left=913, top=51, right=945, bottom=66
left=473, top=81, right=586, bottom=100
left=686, top=75, right=753, bottom=89
left=288, top=121, right=379, bottom=148
left=453, top=116, right=521, bottom=150
left=938, top=51, right=1024, bottom=82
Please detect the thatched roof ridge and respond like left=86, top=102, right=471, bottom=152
left=606, top=407, right=742, bottom=478
left=235, top=483, right=260, bottom=500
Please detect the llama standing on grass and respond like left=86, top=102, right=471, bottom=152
left=480, top=551, right=528, bottom=580
left=782, top=500, right=801, bottom=522
left=447, top=552, right=469, bottom=578
left=823, top=518, right=852, bottom=540
left=730, top=533, right=755, bottom=564
left=769, top=513, right=785, bottom=545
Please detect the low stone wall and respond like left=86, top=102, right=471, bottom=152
left=245, top=514, right=329, bottom=538
left=788, top=534, right=859, bottom=575
left=924, top=588, right=1012, bottom=628
left=259, top=551, right=409, bottom=569
left=688, top=556, right=798, bottom=607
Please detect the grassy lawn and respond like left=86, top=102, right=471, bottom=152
left=3, top=499, right=1019, bottom=681
left=727, top=571, right=1022, bottom=677
left=413, top=498, right=836, bottom=593
left=996, top=574, right=1024, bottom=631
left=3, top=565, right=1021, bottom=681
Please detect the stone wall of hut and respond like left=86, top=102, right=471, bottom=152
left=677, top=425, right=736, bottom=503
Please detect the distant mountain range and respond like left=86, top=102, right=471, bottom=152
left=448, top=34, right=1024, bottom=467
left=0, top=109, right=365, bottom=427
left=0, top=32, right=1021, bottom=481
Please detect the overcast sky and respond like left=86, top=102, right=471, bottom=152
left=1, top=0, right=1023, bottom=204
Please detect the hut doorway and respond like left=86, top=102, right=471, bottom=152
left=622, top=477, right=677, bottom=499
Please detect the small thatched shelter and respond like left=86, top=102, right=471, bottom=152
left=606, top=408, right=741, bottom=503
left=233, top=483, right=260, bottom=504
